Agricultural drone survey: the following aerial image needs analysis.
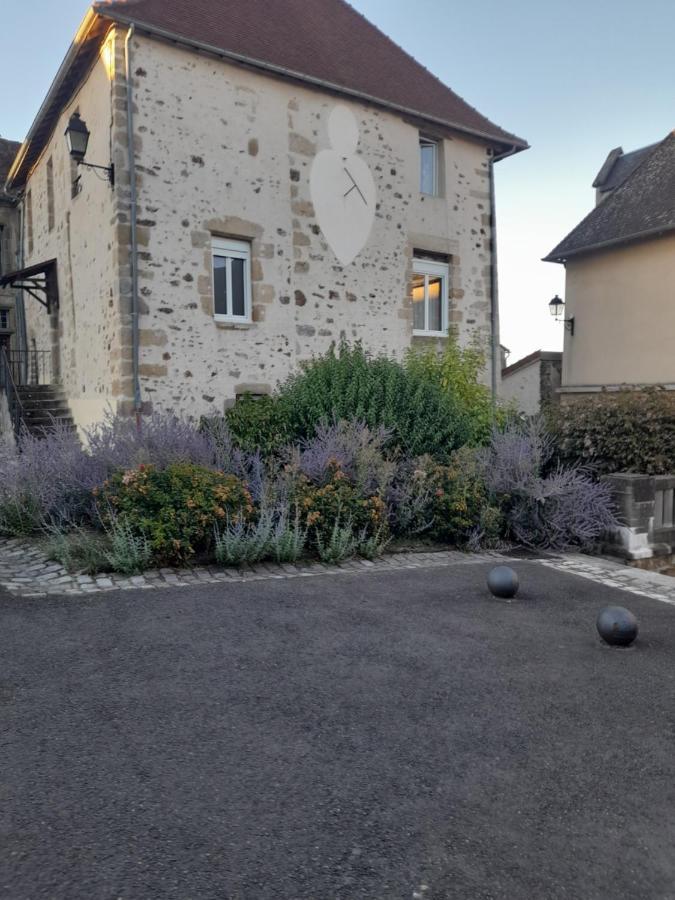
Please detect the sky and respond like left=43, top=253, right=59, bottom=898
left=2, top=0, right=674, bottom=363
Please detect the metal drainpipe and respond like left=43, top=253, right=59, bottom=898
left=488, top=151, right=499, bottom=410
left=489, top=144, right=521, bottom=412
left=124, top=26, right=142, bottom=424
left=16, top=198, right=27, bottom=356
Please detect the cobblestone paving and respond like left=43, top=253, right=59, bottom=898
left=535, top=554, right=675, bottom=607
left=3, top=538, right=675, bottom=605
left=0, top=538, right=497, bottom=598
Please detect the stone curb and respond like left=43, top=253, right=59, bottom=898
left=0, top=538, right=499, bottom=599
left=535, top=554, right=675, bottom=607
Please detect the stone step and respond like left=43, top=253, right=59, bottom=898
left=23, top=423, right=77, bottom=437
left=16, top=385, right=65, bottom=395
left=17, top=389, right=67, bottom=400
left=22, top=405, right=71, bottom=416
left=22, top=417, right=75, bottom=429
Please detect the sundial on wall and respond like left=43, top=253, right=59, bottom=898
left=310, top=105, right=377, bottom=267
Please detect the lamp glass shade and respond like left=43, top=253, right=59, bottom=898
left=549, top=295, right=564, bottom=318
left=65, top=113, right=90, bottom=163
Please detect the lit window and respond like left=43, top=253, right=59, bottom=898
left=420, top=137, right=439, bottom=195
left=211, top=238, right=252, bottom=323
left=412, top=257, right=449, bottom=336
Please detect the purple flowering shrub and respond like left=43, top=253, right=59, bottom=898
left=0, top=413, right=262, bottom=536
left=479, top=420, right=618, bottom=550
left=0, top=422, right=104, bottom=534
left=287, top=420, right=395, bottom=495
left=385, top=456, right=437, bottom=536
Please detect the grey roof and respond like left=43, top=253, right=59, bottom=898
left=593, top=142, right=659, bottom=194
left=0, top=138, right=21, bottom=203
left=545, top=132, right=675, bottom=263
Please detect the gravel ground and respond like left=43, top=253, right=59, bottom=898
left=2, top=561, right=675, bottom=899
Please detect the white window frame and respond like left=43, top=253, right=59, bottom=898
left=420, top=137, right=439, bottom=196
left=412, top=258, right=449, bottom=337
left=211, top=237, right=252, bottom=323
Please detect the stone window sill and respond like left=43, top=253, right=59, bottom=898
left=215, top=320, right=255, bottom=331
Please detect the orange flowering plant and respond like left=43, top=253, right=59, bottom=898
left=98, top=462, right=253, bottom=565
left=290, top=459, right=388, bottom=547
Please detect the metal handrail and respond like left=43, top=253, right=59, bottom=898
left=6, top=349, right=53, bottom=386
left=0, top=347, right=25, bottom=437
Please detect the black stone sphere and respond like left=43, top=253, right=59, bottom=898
left=487, top=566, right=519, bottom=599
left=596, top=606, right=639, bottom=647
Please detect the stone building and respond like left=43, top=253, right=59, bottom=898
left=0, top=138, right=22, bottom=358
left=545, top=131, right=675, bottom=402
left=3, top=0, right=526, bottom=431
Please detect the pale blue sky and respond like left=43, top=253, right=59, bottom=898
left=2, top=1, right=673, bottom=361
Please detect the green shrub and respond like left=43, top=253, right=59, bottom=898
left=357, top=526, right=391, bottom=560
left=429, top=447, right=504, bottom=547
left=277, top=343, right=470, bottom=461
left=98, top=463, right=253, bottom=565
left=291, top=460, right=388, bottom=548
left=43, top=526, right=112, bottom=575
left=106, top=517, right=153, bottom=575
left=213, top=512, right=276, bottom=566
left=270, top=507, right=308, bottom=563
left=405, top=334, right=513, bottom=445
left=551, top=389, right=675, bottom=475
left=0, top=493, right=43, bottom=537
left=315, top=516, right=360, bottom=564
left=224, top=394, right=291, bottom=456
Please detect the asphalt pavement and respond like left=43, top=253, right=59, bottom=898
left=2, top=561, right=675, bottom=899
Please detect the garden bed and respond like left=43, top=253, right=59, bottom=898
left=0, top=344, right=617, bottom=579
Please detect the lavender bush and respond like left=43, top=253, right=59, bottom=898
left=0, top=412, right=263, bottom=536
left=479, top=420, right=618, bottom=551
left=385, top=456, right=436, bottom=536
left=287, top=420, right=396, bottom=495
left=0, top=421, right=103, bottom=534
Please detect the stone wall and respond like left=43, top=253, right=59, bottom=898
left=602, top=473, right=675, bottom=568
left=21, top=30, right=499, bottom=428
left=0, top=177, right=20, bottom=351
left=20, top=28, right=131, bottom=430
left=126, top=35, right=497, bottom=420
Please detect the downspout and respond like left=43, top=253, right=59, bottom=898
left=124, top=25, right=142, bottom=424
left=16, top=197, right=27, bottom=356
left=488, top=144, right=520, bottom=412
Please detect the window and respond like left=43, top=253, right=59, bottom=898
left=0, top=309, right=10, bottom=331
left=212, top=238, right=252, bottom=322
left=47, top=157, right=55, bottom=231
left=412, top=257, right=449, bottom=336
left=420, top=137, right=439, bottom=195
left=0, top=225, right=4, bottom=276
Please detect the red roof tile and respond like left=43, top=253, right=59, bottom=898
left=95, top=0, right=526, bottom=150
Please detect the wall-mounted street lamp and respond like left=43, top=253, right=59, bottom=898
left=64, top=113, right=115, bottom=187
left=548, top=294, right=575, bottom=335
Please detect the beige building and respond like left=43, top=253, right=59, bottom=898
left=2, top=0, right=526, bottom=432
left=545, top=132, right=675, bottom=401
left=501, top=350, right=562, bottom=415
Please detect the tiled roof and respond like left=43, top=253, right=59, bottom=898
left=95, top=0, right=526, bottom=150
left=545, top=132, right=675, bottom=263
left=502, top=350, right=561, bottom=377
left=593, top=143, right=659, bottom=195
left=0, top=138, right=21, bottom=202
